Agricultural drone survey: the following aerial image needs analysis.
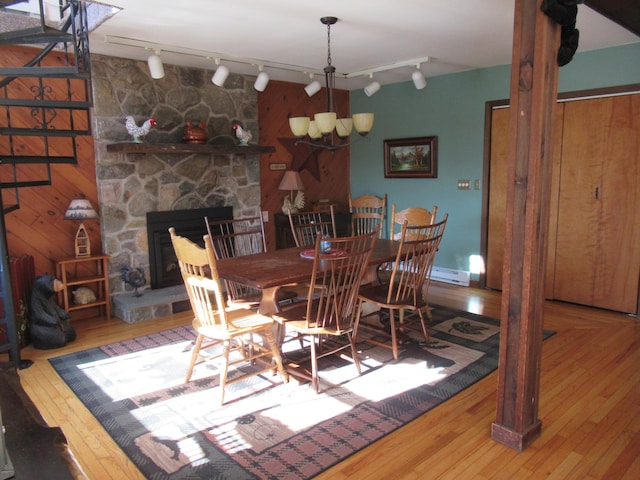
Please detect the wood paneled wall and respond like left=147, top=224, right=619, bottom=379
left=258, top=80, right=350, bottom=250
left=1, top=46, right=100, bottom=276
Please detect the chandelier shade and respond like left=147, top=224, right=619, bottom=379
left=352, top=113, right=374, bottom=135
left=308, top=121, right=322, bottom=139
left=288, top=16, right=374, bottom=149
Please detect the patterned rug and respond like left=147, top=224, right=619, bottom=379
left=50, top=305, right=553, bottom=479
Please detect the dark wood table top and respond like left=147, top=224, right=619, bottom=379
left=216, top=239, right=400, bottom=290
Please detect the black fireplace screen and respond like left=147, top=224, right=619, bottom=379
left=146, top=207, right=233, bottom=289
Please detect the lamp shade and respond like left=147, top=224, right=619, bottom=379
left=314, top=112, right=337, bottom=134
left=254, top=71, right=270, bottom=92
left=212, top=64, right=229, bottom=86
left=147, top=53, right=165, bottom=79
left=289, top=117, right=310, bottom=137
left=335, top=118, right=353, bottom=138
left=307, top=120, right=322, bottom=139
left=64, top=199, right=99, bottom=220
left=352, top=113, right=374, bottom=135
left=278, top=171, right=304, bottom=191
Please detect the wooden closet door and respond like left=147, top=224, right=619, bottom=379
left=553, top=95, right=640, bottom=313
left=486, top=106, right=563, bottom=296
left=486, top=107, right=510, bottom=290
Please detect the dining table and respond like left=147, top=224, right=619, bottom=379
left=215, top=238, right=401, bottom=315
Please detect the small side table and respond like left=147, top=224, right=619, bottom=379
left=54, top=254, right=111, bottom=321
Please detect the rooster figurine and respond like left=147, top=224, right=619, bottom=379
left=232, top=122, right=252, bottom=145
left=121, top=266, right=146, bottom=297
left=125, top=116, right=156, bottom=143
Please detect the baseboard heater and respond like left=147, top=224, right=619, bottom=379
left=431, top=267, right=470, bottom=286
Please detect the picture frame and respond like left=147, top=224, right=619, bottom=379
left=384, top=136, right=437, bottom=178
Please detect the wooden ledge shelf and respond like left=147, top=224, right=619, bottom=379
left=106, top=142, right=275, bottom=155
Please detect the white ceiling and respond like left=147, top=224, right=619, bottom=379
left=84, top=1, right=638, bottom=90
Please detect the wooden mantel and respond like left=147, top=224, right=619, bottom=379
left=106, top=142, right=275, bottom=155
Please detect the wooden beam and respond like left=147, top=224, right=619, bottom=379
left=491, top=0, right=560, bottom=451
left=583, top=0, right=640, bottom=37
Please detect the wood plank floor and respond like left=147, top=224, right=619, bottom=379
left=3, top=284, right=639, bottom=479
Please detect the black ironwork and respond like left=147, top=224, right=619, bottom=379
left=0, top=0, right=93, bottom=366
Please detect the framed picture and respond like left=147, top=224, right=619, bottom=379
left=384, top=136, right=437, bottom=178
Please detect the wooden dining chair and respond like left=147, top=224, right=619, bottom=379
left=349, top=193, right=387, bottom=238
left=169, top=227, right=288, bottom=405
left=205, top=215, right=297, bottom=307
left=271, top=228, right=378, bottom=393
left=287, top=206, right=337, bottom=247
left=390, top=204, right=438, bottom=239
left=355, top=215, right=447, bottom=360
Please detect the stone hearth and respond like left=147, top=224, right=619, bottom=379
left=112, top=285, right=190, bottom=324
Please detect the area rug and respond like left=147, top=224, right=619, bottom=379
left=50, top=305, right=553, bottom=479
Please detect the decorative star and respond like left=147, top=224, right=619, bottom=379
left=278, top=137, right=325, bottom=181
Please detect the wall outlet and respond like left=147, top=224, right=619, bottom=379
left=474, top=179, right=481, bottom=190
left=261, top=210, right=269, bottom=222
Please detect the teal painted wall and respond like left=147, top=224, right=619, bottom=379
left=350, top=43, right=640, bottom=275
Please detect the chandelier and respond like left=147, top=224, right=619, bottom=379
left=288, top=17, right=374, bottom=150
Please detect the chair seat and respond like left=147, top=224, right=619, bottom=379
left=358, top=284, right=426, bottom=310
left=193, top=309, right=274, bottom=339
left=274, top=303, right=352, bottom=336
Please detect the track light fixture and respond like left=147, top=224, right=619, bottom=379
left=364, top=75, right=380, bottom=97
left=254, top=66, right=270, bottom=92
left=147, top=50, right=165, bottom=79
left=211, top=58, right=229, bottom=87
left=107, top=35, right=436, bottom=94
left=304, top=74, right=322, bottom=97
left=412, top=63, right=427, bottom=90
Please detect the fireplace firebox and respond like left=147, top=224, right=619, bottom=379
left=146, top=207, right=233, bottom=289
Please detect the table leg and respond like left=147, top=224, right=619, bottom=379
left=258, top=286, right=281, bottom=315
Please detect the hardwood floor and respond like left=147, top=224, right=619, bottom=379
left=4, top=284, right=639, bottom=479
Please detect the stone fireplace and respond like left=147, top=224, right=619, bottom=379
left=146, top=206, right=232, bottom=289
left=90, top=54, right=262, bottom=312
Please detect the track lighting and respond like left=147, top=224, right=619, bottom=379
left=364, top=76, right=380, bottom=97
left=254, top=66, right=269, bottom=92
left=304, top=74, right=321, bottom=97
left=211, top=58, right=229, bottom=87
left=147, top=50, right=165, bottom=79
left=412, top=63, right=427, bottom=90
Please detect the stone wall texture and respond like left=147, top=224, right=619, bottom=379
left=91, top=54, right=261, bottom=296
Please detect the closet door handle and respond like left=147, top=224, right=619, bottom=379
left=595, top=187, right=599, bottom=199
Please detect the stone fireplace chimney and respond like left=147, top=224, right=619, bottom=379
left=90, top=54, right=262, bottom=298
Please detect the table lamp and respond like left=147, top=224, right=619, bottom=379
left=64, top=199, right=99, bottom=257
left=278, top=171, right=305, bottom=214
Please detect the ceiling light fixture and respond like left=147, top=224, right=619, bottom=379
left=212, top=58, right=229, bottom=86
left=304, top=74, right=322, bottom=97
left=288, top=16, right=374, bottom=151
left=412, top=63, right=427, bottom=90
left=147, top=50, right=165, bottom=79
left=254, top=65, right=270, bottom=92
left=364, top=74, right=380, bottom=96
